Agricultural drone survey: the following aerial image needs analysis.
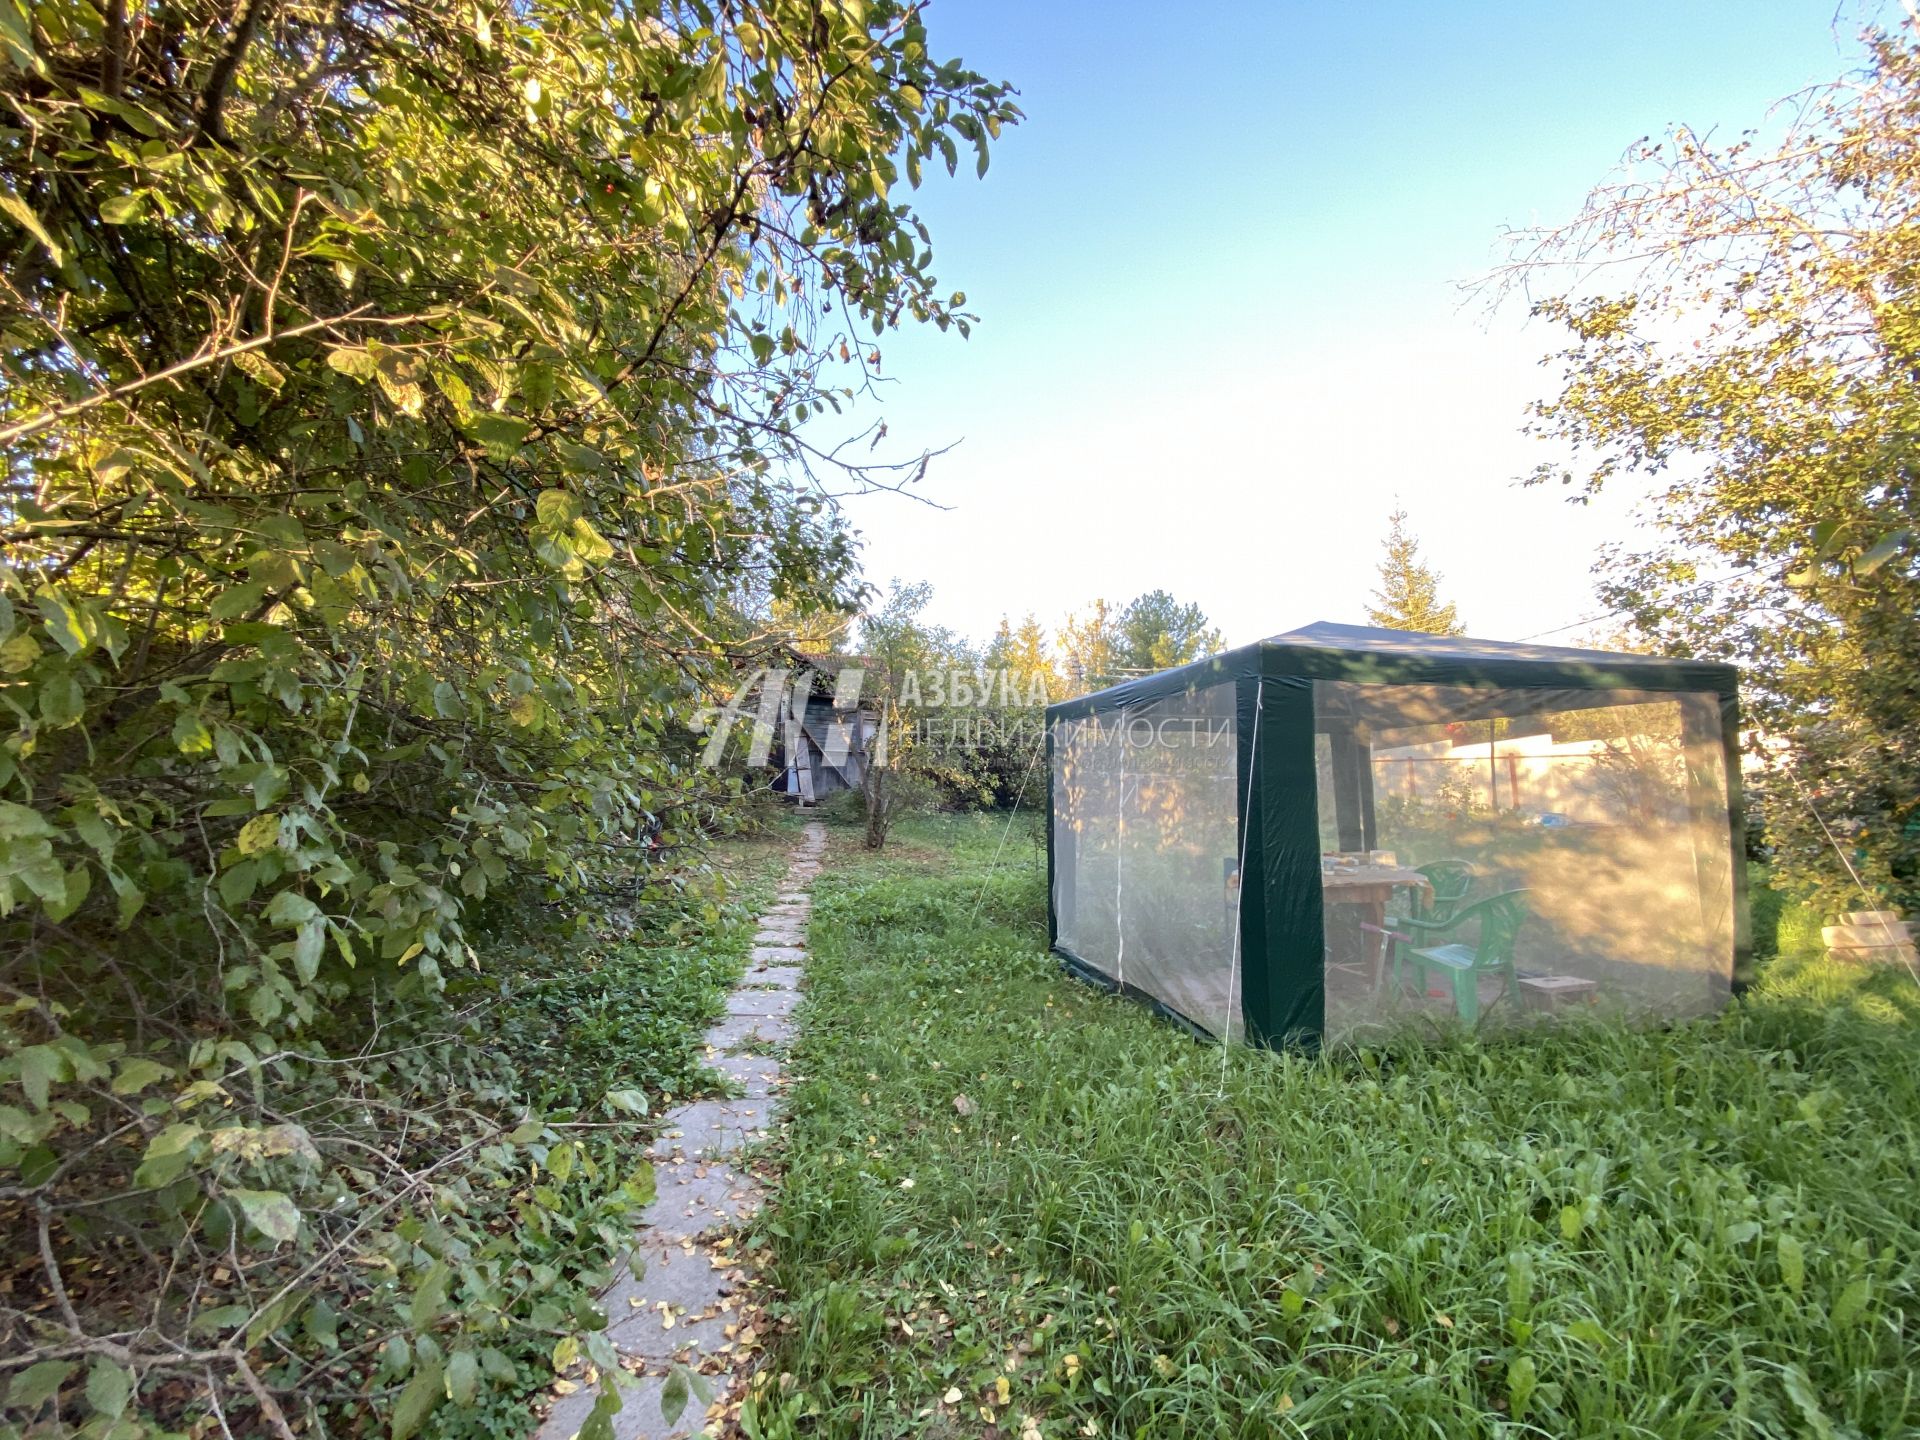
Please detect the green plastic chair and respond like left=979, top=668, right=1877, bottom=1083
left=1364, top=860, right=1477, bottom=993
left=1392, top=889, right=1530, bottom=1025
left=1411, top=860, right=1477, bottom=924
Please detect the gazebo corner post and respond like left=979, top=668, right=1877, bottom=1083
left=1045, top=709, right=1060, bottom=951
left=1237, top=660, right=1326, bottom=1051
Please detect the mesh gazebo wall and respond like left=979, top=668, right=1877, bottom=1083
left=1311, top=680, right=1738, bottom=1042
left=1049, top=682, right=1242, bottom=1039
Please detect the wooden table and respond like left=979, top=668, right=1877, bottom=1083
left=1322, top=865, right=1432, bottom=992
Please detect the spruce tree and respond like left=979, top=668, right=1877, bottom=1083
left=1366, top=508, right=1465, bottom=634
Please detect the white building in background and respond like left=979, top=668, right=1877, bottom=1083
left=1370, top=729, right=1689, bottom=825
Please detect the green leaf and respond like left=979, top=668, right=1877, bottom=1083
left=41, top=862, right=88, bottom=922
left=39, top=670, right=85, bottom=728
left=327, top=346, right=378, bottom=381
left=1781, top=1362, right=1835, bottom=1440
left=1833, top=1275, right=1870, bottom=1328
left=233, top=349, right=287, bottom=392
left=569, top=518, right=615, bottom=566
left=1564, top=1318, right=1610, bottom=1348
left=135, top=1121, right=204, bottom=1186
left=229, top=1188, right=301, bottom=1243
left=1778, top=1233, right=1806, bottom=1295
left=411, top=1260, right=452, bottom=1332
left=112, top=1057, right=174, bottom=1095
left=292, top=920, right=325, bottom=982
left=85, top=1359, right=132, bottom=1418
left=603, top=1087, right=649, bottom=1117
left=34, top=588, right=91, bottom=655
left=266, top=888, right=319, bottom=926
left=579, top=1381, right=624, bottom=1440
left=0, top=632, right=39, bottom=672
left=469, top=413, right=533, bottom=461
left=519, top=361, right=556, bottom=413
left=237, top=812, right=282, bottom=856
left=536, top=488, right=580, bottom=527
left=626, top=1163, right=657, bottom=1206
left=210, top=579, right=267, bottom=622
left=5, top=1360, right=75, bottom=1411
left=99, top=190, right=148, bottom=225
left=0, top=188, right=62, bottom=266
left=173, top=711, right=214, bottom=754
left=391, top=1357, right=445, bottom=1440
left=18, top=1044, right=68, bottom=1110
left=1506, top=1354, right=1537, bottom=1421
left=246, top=1287, right=310, bottom=1348
left=658, top=1367, right=689, bottom=1428
left=445, top=1350, right=480, bottom=1408
left=0, top=1105, right=48, bottom=1143
left=0, top=800, right=54, bottom=840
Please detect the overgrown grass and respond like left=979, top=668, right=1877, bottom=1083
left=752, top=814, right=1920, bottom=1438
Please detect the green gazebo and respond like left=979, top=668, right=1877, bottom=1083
left=1046, top=623, right=1748, bottom=1048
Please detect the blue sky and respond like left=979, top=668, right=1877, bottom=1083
left=832, top=1, right=1880, bottom=650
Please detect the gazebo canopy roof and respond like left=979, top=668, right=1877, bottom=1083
left=1267, top=621, right=1674, bottom=668
left=1049, top=621, right=1738, bottom=723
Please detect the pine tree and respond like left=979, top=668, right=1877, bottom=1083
left=1057, top=599, right=1121, bottom=694
left=1115, top=589, right=1224, bottom=672
left=989, top=613, right=1061, bottom=703
left=1366, top=508, right=1465, bottom=635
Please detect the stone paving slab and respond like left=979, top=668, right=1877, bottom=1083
left=701, top=1052, right=784, bottom=1100
left=738, top=964, right=802, bottom=990
left=603, top=1239, right=740, bottom=1360
left=647, top=1097, right=772, bottom=1160
left=702, top=1010, right=795, bottom=1053
left=645, top=1156, right=765, bottom=1237
left=725, top=987, right=799, bottom=1020
left=748, top=944, right=806, bottom=964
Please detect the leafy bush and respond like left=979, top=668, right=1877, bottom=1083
left=0, top=0, right=1014, bottom=1430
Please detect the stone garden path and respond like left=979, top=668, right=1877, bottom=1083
left=536, top=822, right=826, bottom=1440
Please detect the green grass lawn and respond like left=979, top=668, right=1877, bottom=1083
left=749, top=814, right=1920, bottom=1439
